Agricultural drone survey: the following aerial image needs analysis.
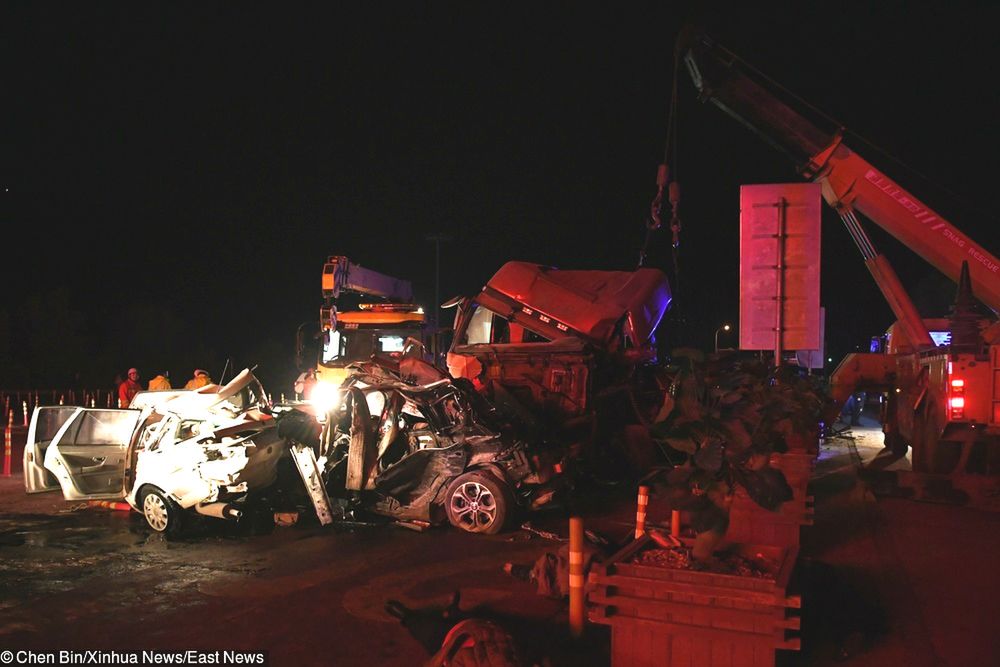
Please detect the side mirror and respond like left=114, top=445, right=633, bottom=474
left=440, top=295, right=464, bottom=309
left=295, top=322, right=321, bottom=371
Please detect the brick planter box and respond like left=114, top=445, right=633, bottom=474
left=725, top=450, right=816, bottom=547
left=588, top=534, right=800, bottom=667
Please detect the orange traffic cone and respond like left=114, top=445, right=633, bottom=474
left=87, top=500, right=132, bottom=512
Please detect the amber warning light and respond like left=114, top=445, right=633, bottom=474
left=358, top=303, right=423, bottom=313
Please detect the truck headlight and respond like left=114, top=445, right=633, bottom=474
left=310, top=381, right=342, bottom=416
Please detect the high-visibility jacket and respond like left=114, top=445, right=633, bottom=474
left=118, top=379, right=141, bottom=407
left=185, top=374, right=211, bottom=390
left=148, top=375, right=172, bottom=391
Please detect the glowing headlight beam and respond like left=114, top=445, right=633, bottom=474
left=309, top=381, right=343, bottom=415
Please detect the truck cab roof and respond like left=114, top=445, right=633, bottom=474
left=477, top=261, right=671, bottom=346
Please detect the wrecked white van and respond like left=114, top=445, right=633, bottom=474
left=23, top=369, right=289, bottom=534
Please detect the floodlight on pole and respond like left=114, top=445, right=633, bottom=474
left=714, top=323, right=732, bottom=353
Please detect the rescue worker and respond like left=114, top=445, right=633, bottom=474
left=184, top=369, right=212, bottom=390
left=841, top=391, right=867, bottom=426
left=293, top=368, right=318, bottom=400
left=147, top=370, right=171, bottom=391
left=118, top=368, right=141, bottom=407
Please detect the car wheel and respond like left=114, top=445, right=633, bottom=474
left=140, top=486, right=182, bottom=535
left=445, top=471, right=512, bottom=535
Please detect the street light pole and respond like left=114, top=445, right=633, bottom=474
left=424, top=233, right=452, bottom=329
left=714, top=324, right=732, bottom=353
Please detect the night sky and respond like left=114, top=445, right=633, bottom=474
left=4, top=3, right=998, bottom=393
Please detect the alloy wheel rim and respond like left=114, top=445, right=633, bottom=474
left=450, top=481, right=497, bottom=532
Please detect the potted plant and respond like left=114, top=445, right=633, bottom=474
left=648, top=350, right=828, bottom=562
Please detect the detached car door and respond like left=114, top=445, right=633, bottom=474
left=43, top=408, right=142, bottom=501
left=23, top=406, right=79, bottom=493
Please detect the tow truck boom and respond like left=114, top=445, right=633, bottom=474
left=680, top=30, right=1000, bottom=491
left=681, top=32, right=1000, bottom=340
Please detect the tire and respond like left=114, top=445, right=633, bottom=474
left=444, top=471, right=512, bottom=535
left=139, top=486, right=182, bottom=535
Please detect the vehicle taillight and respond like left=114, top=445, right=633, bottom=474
left=949, top=378, right=965, bottom=419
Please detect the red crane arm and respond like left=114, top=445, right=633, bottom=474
left=681, top=31, right=1000, bottom=324
left=807, top=141, right=1000, bottom=312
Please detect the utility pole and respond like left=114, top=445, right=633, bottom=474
left=424, top=233, right=452, bottom=329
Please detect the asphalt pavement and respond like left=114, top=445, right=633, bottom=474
left=799, top=418, right=1000, bottom=666
left=1, top=420, right=998, bottom=666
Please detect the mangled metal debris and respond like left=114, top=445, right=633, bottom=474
left=289, top=443, right=336, bottom=526
left=24, top=342, right=599, bottom=537
left=24, top=369, right=320, bottom=534
left=300, top=345, right=561, bottom=534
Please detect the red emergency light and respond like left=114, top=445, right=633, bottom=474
left=949, top=378, right=966, bottom=420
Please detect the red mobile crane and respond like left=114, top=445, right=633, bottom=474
left=681, top=31, right=1000, bottom=499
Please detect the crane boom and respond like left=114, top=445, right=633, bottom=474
left=321, top=255, right=414, bottom=302
left=680, top=30, right=1000, bottom=493
left=681, top=31, right=1000, bottom=319
left=806, top=142, right=999, bottom=311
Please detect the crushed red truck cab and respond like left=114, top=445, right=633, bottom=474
left=445, top=261, right=672, bottom=432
